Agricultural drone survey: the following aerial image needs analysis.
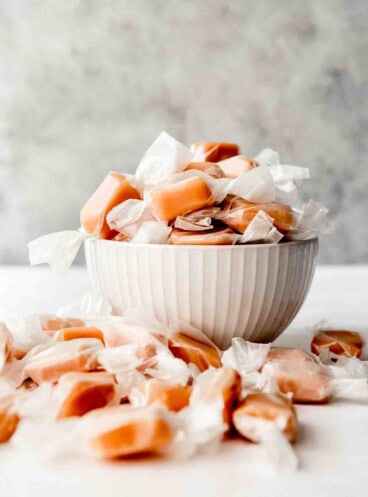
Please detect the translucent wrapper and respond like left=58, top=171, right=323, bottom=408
left=131, top=221, right=172, bottom=244
left=28, top=229, right=87, bottom=272
left=239, top=211, right=283, bottom=244
left=11, top=417, right=83, bottom=461
left=174, top=208, right=220, bottom=232
left=288, top=200, right=334, bottom=240
left=168, top=401, right=226, bottom=459
left=222, top=338, right=278, bottom=395
left=106, top=199, right=146, bottom=232
left=135, top=131, right=194, bottom=188
left=9, top=315, right=51, bottom=356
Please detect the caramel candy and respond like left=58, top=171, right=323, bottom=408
left=39, top=315, right=86, bottom=334
left=151, top=176, right=213, bottom=222
left=191, top=368, right=241, bottom=425
left=221, top=196, right=293, bottom=234
left=24, top=339, right=101, bottom=384
left=130, top=379, right=191, bottom=412
left=87, top=405, right=172, bottom=458
left=191, top=142, right=239, bottom=162
left=218, top=156, right=256, bottom=178
left=311, top=330, right=363, bottom=359
left=0, top=398, right=19, bottom=443
left=263, top=361, right=332, bottom=404
left=169, top=332, right=221, bottom=372
left=184, top=162, right=225, bottom=179
left=57, top=372, right=116, bottom=419
left=265, top=347, right=315, bottom=364
left=233, top=393, right=297, bottom=443
left=169, top=227, right=237, bottom=246
left=80, top=172, right=141, bottom=238
left=57, top=327, right=105, bottom=345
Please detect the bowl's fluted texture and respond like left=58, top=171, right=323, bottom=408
left=85, top=238, right=318, bottom=348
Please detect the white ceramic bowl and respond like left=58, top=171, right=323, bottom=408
left=85, top=238, right=318, bottom=348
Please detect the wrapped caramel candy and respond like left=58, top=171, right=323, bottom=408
left=184, top=162, right=225, bottom=179
left=169, top=227, right=238, bottom=246
left=218, top=156, right=256, bottom=178
left=56, top=372, right=116, bottom=419
left=56, top=326, right=105, bottom=344
left=0, top=397, right=19, bottom=443
left=265, top=347, right=316, bottom=364
left=80, top=172, right=141, bottom=239
left=151, top=176, right=214, bottom=222
left=233, top=392, right=297, bottom=443
left=168, top=330, right=221, bottom=372
left=220, top=196, right=293, bottom=234
left=129, top=379, right=191, bottom=412
left=39, top=315, right=86, bottom=334
left=24, top=339, right=102, bottom=384
left=262, top=360, right=332, bottom=404
left=191, top=368, right=241, bottom=425
left=191, top=142, right=239, bottom=162
left=85, top=405, right=172, bottom=458
left=311, top=330, right=363, bottom=359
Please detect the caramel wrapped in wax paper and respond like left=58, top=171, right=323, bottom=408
left=311, top=329, right=363, bottom=359
left=233, top=392, right=297, bottom=443
left=191, top=142, right=239, bottom=162
left=84, top=405, right=173, bottom=459
left=24, top=339, right=102, bottom=384
left=55, top=372, right=117, bottom=419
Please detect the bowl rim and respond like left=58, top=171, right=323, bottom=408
left=85, top=237, right=318, bottom=250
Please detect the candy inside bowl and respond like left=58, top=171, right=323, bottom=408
left=85, top=238, right=318, bottom=348
left=29, top=132, right=330, bottom=348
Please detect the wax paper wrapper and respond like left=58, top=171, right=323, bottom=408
left=239, top=211, right=283, bottom=244
left=135, top=131, right=194, bottom=188
left=174, top=208, right=220, bottom=231
left=130, top=220, right=172, bottom=244
left=28, top=229, right=87, bottom=272
left=288, top=200, right=334, bottom=240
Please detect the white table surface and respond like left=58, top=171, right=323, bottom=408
left=0, top=264, right=367, bottom=497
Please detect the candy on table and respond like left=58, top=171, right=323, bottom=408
left=80, top=172, right=141, bottom=239
left=86, top=405, right=172, bottom=458
left=169, top=227, right=238, bottom=246
left=129, top=379, right=191, bottom=412
left=262, top=360, right=332, bottom=404
left=151, top=176, right=214, bottom=222
left=168, top=330, right=221, bottom=372
left=24, top=339, right=102, bottom=384
left=190, top=142, right=239, bottom=162
left=56, top=326, right=105, bottom=345
left=39, top=314, right=86, bottom=334
left=311, top=330, right=363, bottom=359
left=191, top=368, right=241, bottom=425
left=184, top=162, right=225, bottom=179
left=56, top=372, right=117, bottom=419
left=232, top=392, right=297, bottom=443
left=220, top=196, right=293, bottom=234
left=0, top=397, right=19, bottom=443
left=218, top=156, right=256, bottom=179
left=265, top=347, right=316, bottom=364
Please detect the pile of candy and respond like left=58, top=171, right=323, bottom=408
left=28, top=132, right=332, bottom=271
left=1, top=304, right=367, bottom=468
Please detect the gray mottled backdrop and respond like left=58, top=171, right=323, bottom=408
left=0, top=0, right=367, bottom=264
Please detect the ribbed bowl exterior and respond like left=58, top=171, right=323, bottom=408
left=85, top=238, right=318, bottom=348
